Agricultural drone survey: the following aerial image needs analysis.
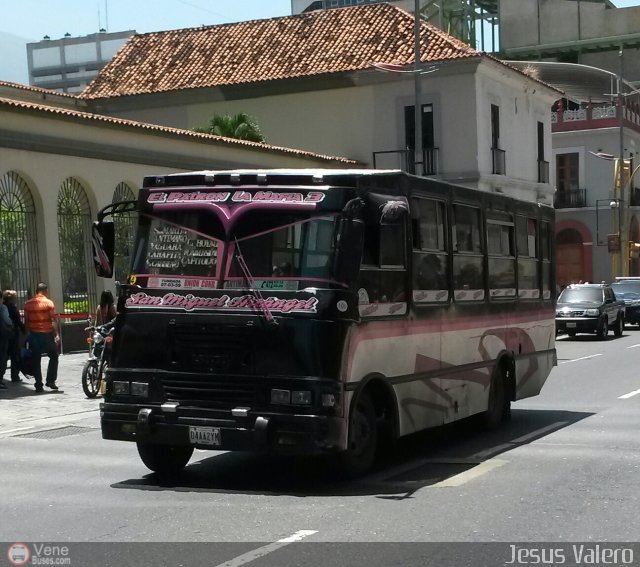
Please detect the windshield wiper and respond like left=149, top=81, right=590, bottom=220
left=233, top=237, right=277, bottom=325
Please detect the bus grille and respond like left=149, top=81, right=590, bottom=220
left=159, top=375, right=257, bottom=408
left=168, top=323, right=254, bottom=373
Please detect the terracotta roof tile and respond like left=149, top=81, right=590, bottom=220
left=82, top=4, right=479, bottom=99
left=0, top=96, right=357, bottom=164
left=0, top=79, right=80, bottom=99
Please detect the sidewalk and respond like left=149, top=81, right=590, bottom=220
left=0, top=353, right=102, bottom=436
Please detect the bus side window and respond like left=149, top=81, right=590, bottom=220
left=411, top=197, right=448, bottom=303
left=540, top=221, right=552, bottom=300
left=516, top=216, right=539, bottom=300
left=358, top=217, right=407, bottom=314
left=452, top=204, right=485, bottom=301
left=487, top=212, right=516, bottom=299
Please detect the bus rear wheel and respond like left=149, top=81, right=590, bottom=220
left=482, top=366, right=510, bottom=429
left=137, top=442, right=194, bottom=476
left=338, top=391, right=377, bottom=478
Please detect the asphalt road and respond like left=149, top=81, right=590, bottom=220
left=1, top=330, right=640, bottom=566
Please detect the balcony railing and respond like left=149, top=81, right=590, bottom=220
left=492, top=148, right=506, bottom=175
left=554, top=188, right=587, bottom=209
left=372, top=147, right=439, bottom=176
left=538, top=160, right=549, bottom=184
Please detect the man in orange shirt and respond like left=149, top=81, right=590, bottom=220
left=24, top=283, right=60, bottom=393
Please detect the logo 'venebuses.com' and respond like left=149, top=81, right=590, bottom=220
left=7, top=542, right=31, bottom=566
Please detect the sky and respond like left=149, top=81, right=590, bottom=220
left=1, top=0, right=639, bottom=40
left=0, top=0, right=292, bottom=39
left=0, top=0, right=292, bottom=83
left=1, top=0, right=640, bottom=84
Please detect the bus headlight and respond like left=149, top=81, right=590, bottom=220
left=321, top=393, right=339, bottom=408
left=271, top=389, right=291, bottom=405
left=291, top=390, right=312, bottom=405
left=130, top=382, right=149, bottom=397
left=113, top=381, right=130, bottom=394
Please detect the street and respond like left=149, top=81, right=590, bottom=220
left=1, top=333, right=640, bottom=565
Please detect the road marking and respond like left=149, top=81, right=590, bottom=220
left=619, top=388, right=640, bottom=399
left=509, top=421, right=569, bottom=444
left=213, top=530, right=317, bottom=567
left=560, top=354, right=603, bottom=364
left=471, top=422, right=569, bottom=459
left=431, top=459, right=507, bottom=487
left=471, top=443, right=513, bottom=459
left=626, top=344, right=640, bottom=349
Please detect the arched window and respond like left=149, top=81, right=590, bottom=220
left=112, top=182, right=137, bottom=283
left=0, top=171, right=41, bottom=308
left=57, top=178, right=96, bottom=315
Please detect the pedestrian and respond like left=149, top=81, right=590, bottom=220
left=95, top=290, right=116, bottom=326
left=3, top=289, right=26, bottom=382
left=23, top=283, right=60, bottom=393
left=0, top=293, right=15, bottom=389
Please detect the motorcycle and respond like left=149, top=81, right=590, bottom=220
left=81, top=321, right=114, bottom=398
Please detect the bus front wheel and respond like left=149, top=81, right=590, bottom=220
left=137, top=442, right=194, bottom=476
left=482, top=366, right=510, bottom=429
left=338, top=391, right=377, bottom=478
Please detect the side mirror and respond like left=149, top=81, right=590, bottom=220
left=334, top=218, right=364, bottom=285
left=91, top=221, right=115, bottom=278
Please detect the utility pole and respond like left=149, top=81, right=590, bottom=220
left=618, top=47, right=625, bottom=276
left=414, top=0, right=423, bottom=176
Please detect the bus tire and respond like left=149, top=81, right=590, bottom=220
left=136, top=442, right=193, bottom=476
left=338, top=391, right=377, bottom=478
left=482, top=366, right=509, bottom=429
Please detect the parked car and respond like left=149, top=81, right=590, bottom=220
left=611, top=280, right=640, bottom=326
left=556, top=283, right=625, bottom=339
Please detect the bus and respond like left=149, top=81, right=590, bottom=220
left=92, top=169, right=556, bottom=477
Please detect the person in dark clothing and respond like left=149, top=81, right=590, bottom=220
left=0, top=293, right=13, bottom=389
left=3, top=290, right=26, bottom=382
left=95, top=290, right=116, bottom=326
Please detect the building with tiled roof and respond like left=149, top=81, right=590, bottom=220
left=81, top=3, right=561, bottom=206
left=82, top=3, right=478, bottom=100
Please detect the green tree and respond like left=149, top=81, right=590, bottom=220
left=192, top=112, right=266, bottom=143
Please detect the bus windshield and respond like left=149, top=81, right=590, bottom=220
left=132, top=212, right=221, bottom=278
left=226, top=214, right=339, bottom=288
left=131, top=210, right=343, bottom=287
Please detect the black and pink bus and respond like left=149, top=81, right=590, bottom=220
left=92, top=169, right=556, bottom=477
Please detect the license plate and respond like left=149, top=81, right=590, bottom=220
left=566, top=322, right=577, bottom=328
left=189, top=426, right=221, bottom=446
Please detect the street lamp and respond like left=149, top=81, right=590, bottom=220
left=413, top=0, right=422, bottom=176
left=371, top=1, right=437, bottom=176
left=591, top=151, right=640, bottom=277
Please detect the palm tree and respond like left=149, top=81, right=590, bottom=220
left=192, top=112, right=266, bottom=143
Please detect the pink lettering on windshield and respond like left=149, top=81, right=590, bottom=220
left=147, top=190, right=325, bottom=205
left=125, top=292, right=319, bottom=314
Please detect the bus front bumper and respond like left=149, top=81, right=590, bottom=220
left=100, top=402, right=347, bottom=455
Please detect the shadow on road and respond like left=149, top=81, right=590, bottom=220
left=112, top=408, right=592, bottom=497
